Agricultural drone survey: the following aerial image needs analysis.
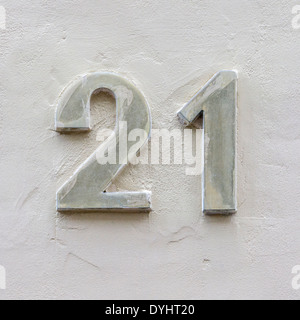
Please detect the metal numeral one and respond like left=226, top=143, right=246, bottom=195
left=55, top=72, right=152, bottom=213
left=178, top=70, right=238, bottom=215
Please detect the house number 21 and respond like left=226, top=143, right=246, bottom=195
left=55, top=70, right=238, bottom=215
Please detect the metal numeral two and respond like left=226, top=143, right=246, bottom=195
left=55, top=73, right=152, bottom=213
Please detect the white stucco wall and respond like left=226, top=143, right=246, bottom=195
left=0, top=0, right=299, bottom=300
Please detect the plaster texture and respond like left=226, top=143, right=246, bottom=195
left=0, top=0, right=299, bottom=300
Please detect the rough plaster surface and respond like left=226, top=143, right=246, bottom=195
left=0, top=0, right=299, bottom=300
